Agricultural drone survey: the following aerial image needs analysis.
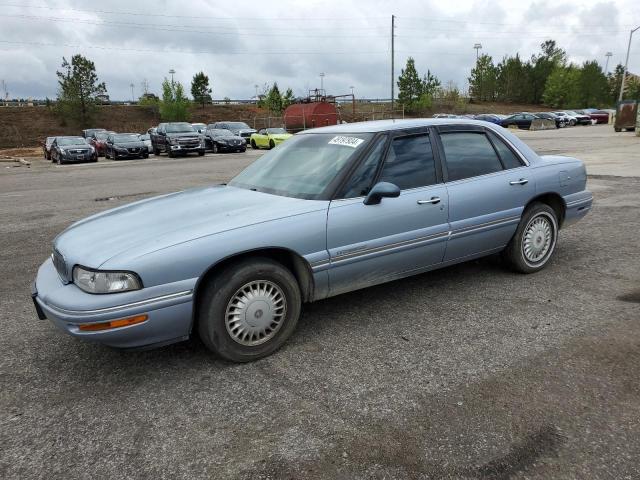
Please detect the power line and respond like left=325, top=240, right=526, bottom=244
left=0, top=39, right=389, bottom=56
left=0, top=13, right=388, bottom=37
left=396, top=15, right=639, bottom=28
left=0, top=3, right=387, bottom=22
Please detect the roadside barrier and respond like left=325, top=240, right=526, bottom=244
left=529, top=119, right=556, bottom=131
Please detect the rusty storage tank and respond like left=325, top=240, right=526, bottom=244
left=283, top=102, right=338, bottom=132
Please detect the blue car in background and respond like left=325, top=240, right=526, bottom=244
left=32, top=119, right=592, bottom=362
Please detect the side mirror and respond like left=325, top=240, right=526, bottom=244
left=364, top=182, right=401, bottom=205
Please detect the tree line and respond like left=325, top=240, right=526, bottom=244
left=55, top=54, right=297, bottom=125
left=397, top=40, right=640, bottom=112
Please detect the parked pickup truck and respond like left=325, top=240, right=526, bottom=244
left=150, top=122, right=205, bottom=157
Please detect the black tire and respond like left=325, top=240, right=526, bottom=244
left=570, top=119, right=576, bottom=126
left=503, top=202, right=559, bottom=274
left=212, top=143, right=219, bottom=154
left=56, top=155, right=62, bottom=165
left=153, top=146, right=161, bottom=156
left=198, top=149, right=205, bottom=156
left=269, top=140, right=275, bottom=149
left=168, top=148, right=175, bottom=158
left=143, top=152, right=149, bottom=159
left=197, top=258, right=302, bottom=362
left=251, top=140, right=257, bottom=149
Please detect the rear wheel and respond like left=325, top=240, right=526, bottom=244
left=198, top=258, right=301, bottom=362
left=212, top=143, right=219, bottom=153
left=198, top=149, right=205, bottom=156
left=168, top=147, right=175, bottom=158
left=503, top=203, right=558, bottom=274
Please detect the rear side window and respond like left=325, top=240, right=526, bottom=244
left=440, top=132, right=503, bottom=181
left=488, top=132, right=523, bottom=170
left=379, top=134, right=436, bottom=190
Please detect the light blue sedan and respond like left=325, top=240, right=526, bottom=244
left=32, top=120, right=592, bottom=362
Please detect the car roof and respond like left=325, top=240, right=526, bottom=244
left=299, top=118, right=509, bottom=134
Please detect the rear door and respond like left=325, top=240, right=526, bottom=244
left=434, top=125, right=535, bottom=262
left=326, top=129, right=449, bottom=296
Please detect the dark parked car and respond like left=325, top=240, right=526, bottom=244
left=534, top=112, right=567, bottom=128
left=50, top=136, right=97, bottom=164
left=42, top=136, right=56, bottom=160
left=204, top=128, right=247, bottom=153
left=210, top=121, right=257, bottom=143
left=88, top=130, right=114, bottom=157
left=82, top=128, right=106, bottom=139
left=150, top=122, right=205, bottom=157
left=474, top=114, right=503, bottom=125
left=105, top=133, right=149, bottom=160
left=500, top=113, right=538, bottom=129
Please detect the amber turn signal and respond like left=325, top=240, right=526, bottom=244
left=78, top=314, right=148, bottom=332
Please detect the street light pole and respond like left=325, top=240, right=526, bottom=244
left=605, top=52, right=613, bottom=74
left=168, top=69, right=176, bottom=85
left=619, top=26, right=640, bottom=103
left=130, top=83, right=135, bottom=102
left=319, top=72, right=325, bottom=93
left=474, top=43, right=483, bottom=100
left=474, top=43, right=482, bottom=60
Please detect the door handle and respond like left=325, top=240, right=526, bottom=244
left=417, top=197, right=441, bottom=205
left=509, top=178, right=529, bottom=185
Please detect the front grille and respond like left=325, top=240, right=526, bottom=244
left=178, top=137, right=200, bottom=147
left=240, top=132, right=251, bottom=138
left=52, top=249, right=69, bottom=283
left=127, top=147, right=140, bottom=153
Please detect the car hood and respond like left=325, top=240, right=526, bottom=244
left=213, top=135, right=244, bottom=141
left=54, top=185, right=327, bottom=269
left=270, top=134, right=292, bottom=140
left=114, top=141, right=145, bottom=147
left=60, top=144, right=91, bottom=149
left=236, top=128, right=257, bottom=135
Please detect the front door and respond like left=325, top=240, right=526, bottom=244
left=326, top=130, right=450, bottom=296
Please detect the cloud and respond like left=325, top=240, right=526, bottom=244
left=0, top=0, right=635, bottom=100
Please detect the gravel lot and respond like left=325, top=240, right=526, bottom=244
left=1, top=125, right=639, bottom=479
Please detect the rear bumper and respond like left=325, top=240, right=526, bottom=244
left=32, top=258, right=195, bottom=349
left=563, top=191, right=593, bottom=227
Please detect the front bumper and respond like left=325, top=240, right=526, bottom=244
left=32, top=258, right=195, bottom=349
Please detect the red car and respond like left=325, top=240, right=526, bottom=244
left=588, top=110, right=611, bottom=124
left=88, top=131, right=114, bottom=157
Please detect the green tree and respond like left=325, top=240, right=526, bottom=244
left=55, top=54, right=106, bottom=125
left=159, top=78, right=190, bottom=121
left=626, top=76, right=640, bottom=100
left=422, top=70, right=441, bottom=96
left=529, top=40, right=567, bottom=104
left=282, top=87, right=295, bottom=109
left=577, top=60, right=609, bottom=107
left=265, top=82, right=283, bottom=114
left=191, top=71, right=212, bottom=108
left=468, top=54, right=497, bottom=101
left=397, top=57, right=423, bottom=110
left=542, top=65, right=581, bottom=108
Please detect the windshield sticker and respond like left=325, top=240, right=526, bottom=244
left=328, top=136, right=364, bottom=148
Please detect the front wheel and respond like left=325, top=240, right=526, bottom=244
left=212, top=143, right=219, bottom=153
left=250, top=140, right=257, bottom=149
left=503, top=203, right=558, bottom=274
left=198, top=258, right=302, bottom=362
left=269, top=140, right=275, bottom=149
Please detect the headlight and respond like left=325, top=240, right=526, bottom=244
left=73, top=265, right=142, bottom=294
left=89, top=146, right=95, bottom=153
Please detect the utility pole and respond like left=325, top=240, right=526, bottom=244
left=350, top=86, right=354, bottom=96
left=391, top=14, right=395, bottom=120
left=320, top=72, right=325, bottom=93
left=254, top=84, right=259, bottom=101
left=619, top=26, right=639, bottom=103
left=605, top=52, right=613, bottom=75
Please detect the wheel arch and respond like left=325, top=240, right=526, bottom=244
left=193, top=247, right=315, bottom=317
left=524, top=192, right=566, bottom=227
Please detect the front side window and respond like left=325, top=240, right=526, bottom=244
left=229, top=133, right=372, bottom=199
left=440, top=132, right=503, bottom=181
left=379, top=134, right=436, bottom=190
left=339, top=136, right=387, bottom=198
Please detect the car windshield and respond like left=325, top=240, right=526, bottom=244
left=266, top=128, right=287, bottom=134
left=229, top=133, right=373, bottom=200
left=226, top=122, right=251, bottom=129
left=165, top=123, right=195, bottom=133
left=113, top=134, right=140, bottom=142
left=57, top=137, right=86, bottom=146
left=95, top=132, right=109, bottom=140
left=212, top=129, right=234, bottom=136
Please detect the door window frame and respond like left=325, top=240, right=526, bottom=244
left=433, top=125, right=529, bottom=183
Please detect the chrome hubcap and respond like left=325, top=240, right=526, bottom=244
left=522, top=215, right=554, bottom=263
left=225, top=280, right=286, bottom=346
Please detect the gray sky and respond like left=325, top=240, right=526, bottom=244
left=0, top=0, right=638, bottom=100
